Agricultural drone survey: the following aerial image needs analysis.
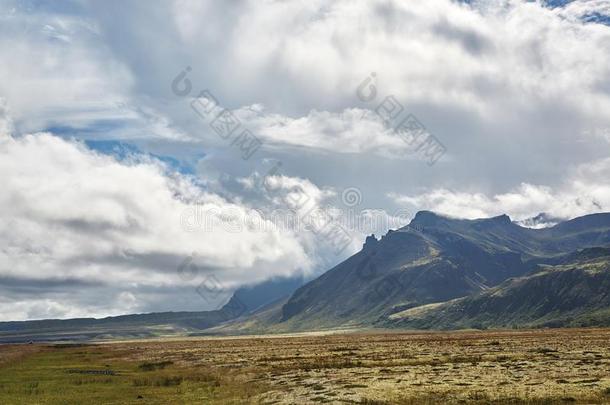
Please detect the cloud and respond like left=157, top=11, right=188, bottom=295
left=161, top=0, right=610, bottom=119
left=214, top=166, right=415, bottom=266
left=2, top=0, right=610, bottom=319
left=554, top=1, right=610, bottom=24
left=0, top=98, right=13, bottom=135
left=0, top=130, right=312, bottom=320
left=390, top=157, right=610, bottom=222
left=231, top=106, right=446, bottom=162
left=0, top=4, right=132, bottom=133
left=89, top=0, right=610, bottom=197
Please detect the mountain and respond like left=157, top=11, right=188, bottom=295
left=387, top=247, right=610, bottom=329
left=4, top=211, right=610, bottom=341
left=274, top=211, right=610, bottom=331
left=0, top=297, right=251, bottom=343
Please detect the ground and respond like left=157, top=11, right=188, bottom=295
left=1, top=328, right=610, bottom=404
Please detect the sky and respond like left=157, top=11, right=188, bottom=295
left=1, top=0, right=610, bottom=320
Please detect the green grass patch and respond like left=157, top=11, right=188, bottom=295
left=0, top=345, right=266, bottom=404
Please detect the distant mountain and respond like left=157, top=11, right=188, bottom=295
left=387, top=247, right=610, bottom=329
left=0, top=299, right=247, bottom=343
left=272, top=211, right=610, bottom=331
left=232, top=276, right=306, bottom=313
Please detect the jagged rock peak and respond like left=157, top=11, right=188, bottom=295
left=381, top=229, right=395, bottom=240
left=363, top=234, right=378, bottom=250
left=408, top=210, right=446, bottom=227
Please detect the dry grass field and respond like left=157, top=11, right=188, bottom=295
left=1, top=328, right=610, bottom=404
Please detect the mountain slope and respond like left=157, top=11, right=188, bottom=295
left=387, top=247, right=610, bottom=329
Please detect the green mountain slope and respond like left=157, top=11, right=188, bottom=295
left=387, top=247, right=610, bottom=329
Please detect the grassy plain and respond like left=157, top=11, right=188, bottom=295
left=1, top=328, right=610, bottom=404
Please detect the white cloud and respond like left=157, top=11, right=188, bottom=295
left=556, top=1, right=610, bottom=22
left=390, top=157, right=610, bottom=222
left=225, top=168, right=413, bottom=265
left=0, top=98, right=13, bottom=135
left=0, top=131, right=312, bottom=320
left=0, top=7, right=131, bottom=131
left=233, top=106, right=440, bottom=160
left=162, top=0, right=610, bottom=120
left=151, top=0, right=610, bottom=197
